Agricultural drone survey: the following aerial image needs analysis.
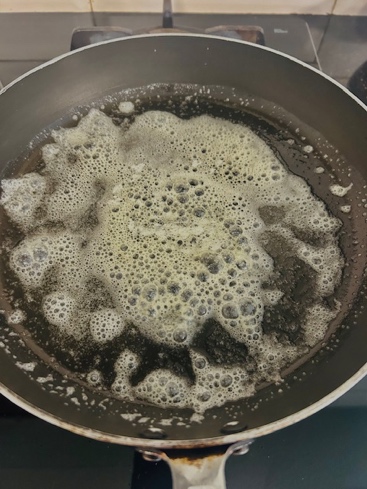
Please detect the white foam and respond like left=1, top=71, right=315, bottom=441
left=133, top=351, right=255, bottom=413
left=37, top=374, right=53, bottom=384
left=112, top=350, right=139, bottom=400
left=303, top=304, right=337, bottom=347
left=330, top=183, right=353, bottom=197
left=10, top=231, right=85, bottom=291
left=340, top=205, right=351, bottom=213
left=119, top=101, right=135, bottom=114
left=2, top=107, right=344, bottom=412
left=8, top=309, right=26, bottom=324
left=120, top=413, right=142, bottom=421
left=43, top=292, right=77, bottom=329
left=134, top=369, right=191, bottom=408
left=16, top=361, right=36, bottom=372
left=89, top=308, right=125, bottom=343
left=86, top=369, right=102, bottom=386
left=1, top=173, right=46, bottom=231
left=262, top=289, right=284, bottom=306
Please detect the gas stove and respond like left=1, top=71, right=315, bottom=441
left=0, top=4, right=367, bottom=489
left=70, top=2, right=318, bottom=68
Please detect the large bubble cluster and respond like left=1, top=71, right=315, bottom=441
left=1, top=106, right=344, bottom=412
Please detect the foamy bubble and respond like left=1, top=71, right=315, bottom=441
left=112, top=350, right=139, bottom=399
left=119, top=101, right=135, bottom=114
left=303, top=304, right=337, bottom=347
left=89, top=308, right=125, bottom=343
left=330, top=183, right=353, bottom=197
left=2, top=107, right=344, bottom=412
left=43, top=292, right=77, bottom=329
left=11, top=236, right=53, bottom=289
left=8, top=309, right=26, bottom=324
left=262, top=289, right=284, bottom=306
left=340, top=205, right=351, bottom=213
left=133, top=351, right=255, bottom=413
left=1, top=173, right=47, bottom=231
left=87, top=369, right=102, bottom=386
left=134, top=369, right=191, bottom=407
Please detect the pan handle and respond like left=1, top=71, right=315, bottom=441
left=138, top=440, right=253, bottom=489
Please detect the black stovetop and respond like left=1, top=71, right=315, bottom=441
left=1, top=395, right=366, bottom=489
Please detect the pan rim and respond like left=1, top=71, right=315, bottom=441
left=0, top=32, right=367, bottom=115
left=0, top=362, right=366, bottom=448
left=1, top=32, right=367, bottom=449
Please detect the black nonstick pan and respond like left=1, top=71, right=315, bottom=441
left=0, top=34, right=366, bottom=488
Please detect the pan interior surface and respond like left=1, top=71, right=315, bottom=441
left=0, top=35, right=366, bottom=446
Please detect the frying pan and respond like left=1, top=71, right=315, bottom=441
left=0, top=34, right=367, bottom=489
